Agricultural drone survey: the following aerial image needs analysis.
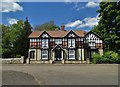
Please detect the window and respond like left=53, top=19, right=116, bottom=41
left=41, top=50, right=48, bottom=60
left=30, top=51, right=35, bottom=59
left=68, top=39, right=75, bottom=48
left=69, top=49, right=75, bottom=60
left=42, top=39, right=48, bottom=48
left=89, top=42, right=95, bottom=46
left=55, top=39, right=62, bottom=45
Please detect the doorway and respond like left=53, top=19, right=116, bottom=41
left=55, top=48, right=62, bottom=61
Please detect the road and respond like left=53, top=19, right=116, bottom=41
left=1, top=64, right=118, bottom=86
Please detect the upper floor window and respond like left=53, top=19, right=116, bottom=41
left=68, top=39, right=75, bottom=48
left=42, top=39, right=48, bottom=48
left=89, top=42, right=95, bottom=47
left=55, top=39, right=62, bottom=45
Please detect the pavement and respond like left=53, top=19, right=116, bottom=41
left=1, top=64, right=119, bottom=85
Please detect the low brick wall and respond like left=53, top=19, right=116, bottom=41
left=2, top=56, right=24, bottom=64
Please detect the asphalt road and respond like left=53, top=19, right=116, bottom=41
left=1, top=64, right=118, bottom=85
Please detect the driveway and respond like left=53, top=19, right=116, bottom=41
left=1, top=64, right=118, bottom=86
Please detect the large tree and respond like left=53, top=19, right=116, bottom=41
left=2, top=18, right=32, bottom=58
left=23, top=17, right=32, bottom=58
left=34, top=20, right=59, bottom=31
left=92, top=1, right=120, bottom=54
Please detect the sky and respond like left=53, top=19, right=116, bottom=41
left=1, top=0, right=100, bottom=31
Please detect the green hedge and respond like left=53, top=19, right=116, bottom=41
left=92, top=51, right=120, bottom=64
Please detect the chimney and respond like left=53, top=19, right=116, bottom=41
left=61, top=24, right=65, bottom=31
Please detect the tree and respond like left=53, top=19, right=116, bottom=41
left=34, top=20, right=59, bottom=31
left=1, top=24, right=12, bottom=57
left=22, top=17, right=32, bottom=58
left=2, top=18, right=32, bottom=58
left=92, top=1, right=120, bottom=54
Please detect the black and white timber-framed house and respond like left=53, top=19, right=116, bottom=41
left=28, top=24, right=103, bottom=64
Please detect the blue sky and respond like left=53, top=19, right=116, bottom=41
left=1, top=1, right=100, bottom=31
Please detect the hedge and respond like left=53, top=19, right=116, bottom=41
left=92, top=51, right=120, bottom=64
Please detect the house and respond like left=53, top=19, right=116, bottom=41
left=28, top=24, right=103, bottom=64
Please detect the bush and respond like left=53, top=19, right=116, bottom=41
left=16, top=54, right=21, bottom=58
left=92, top=51, right=120, bottom=64
left=92, top=53, right=103, bottom=64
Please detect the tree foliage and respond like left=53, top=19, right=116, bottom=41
left=2, top=18, right=32, bottom=58
left=34, top=21, right=59, bottom=31
left=92, top=2, right=120, bottom=54
left=92, top=51, right=120, bottom=64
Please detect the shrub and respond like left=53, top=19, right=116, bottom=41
left=92, top=53, right=102, bottom=64
left=92, top=51, right=120, bottom=64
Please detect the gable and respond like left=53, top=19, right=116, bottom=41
left=85, top=32, right=102, bottom=43
left=65, top=30, right=78, bottom=38
left=40, top=31, right=50, bottom=38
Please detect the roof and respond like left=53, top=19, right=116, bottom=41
left=28, top=30, right=87, bottom=38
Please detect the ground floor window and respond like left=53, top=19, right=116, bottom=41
left=30, top=51, right=35, bottom=59
left=68, top=49, right=75, bottom=60
left=41, top=49, right=48, bottom=60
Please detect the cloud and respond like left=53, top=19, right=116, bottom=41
left=77, top=17, right=99, bottom=28
left=65, top=14, right=100, bottom=28
left=66, top=1, right=99, bottom=12
left=8, top=18, right=19, bottom=25
left=65, top=20, right=82, bottom=28
left=0, top=0, right=23, bottom=12
left=86, top=1, right=99, bottom=8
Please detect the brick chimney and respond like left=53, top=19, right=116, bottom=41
left=61, top=24, right=65, bottom=31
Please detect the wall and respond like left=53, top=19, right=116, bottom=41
left=2, top=57, right=23, bottom=64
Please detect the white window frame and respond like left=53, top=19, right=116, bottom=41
left=41, top=50, right=48, bottom=60
left=68, top=39, right=75, bottom=48
left=69, top=49, right=75, bottom=60
left=42, top=39, right=48, bottom=48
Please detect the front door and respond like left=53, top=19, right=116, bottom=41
left=55, top=48, right=61, bottom=61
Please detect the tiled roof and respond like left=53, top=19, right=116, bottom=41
left=28, top=30, right=87, bottom=38
left=28, top=31, right=43, bottom=38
